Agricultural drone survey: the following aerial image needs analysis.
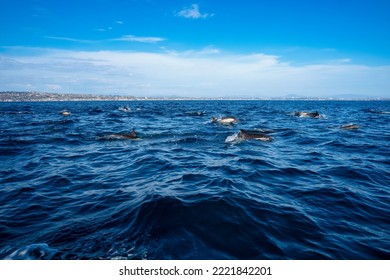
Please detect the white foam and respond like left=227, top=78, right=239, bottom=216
left=225, top=133, right=241, bottom=144
left=5, top=243, right=58, bottom=260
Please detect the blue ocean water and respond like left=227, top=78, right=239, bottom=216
left=0, top=100, right=389, bottom=260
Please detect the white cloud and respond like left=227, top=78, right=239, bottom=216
left=45, top=36, right=96, bottom=43
left=113, top=35, right=166, bottom=43
left=1, top=47, right=389, bottom=98
left=46, top=84, right=62, bottom=91
left=162, top=46, right=221, bottom=56
left=177, top=4, right=213, bottom=19
left=47, top=34, right=165, bottom=44
left=338, top=58, right=352, bottom=63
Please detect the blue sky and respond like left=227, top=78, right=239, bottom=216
left=1, top=0, right=390, bottom=98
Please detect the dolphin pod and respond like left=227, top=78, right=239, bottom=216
left=94, top=107, right=367, bottom=144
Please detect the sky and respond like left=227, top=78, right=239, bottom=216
left=1, top=0, right=390, bottom=98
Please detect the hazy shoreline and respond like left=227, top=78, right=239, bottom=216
left=0, top=91, right=388, bottom=102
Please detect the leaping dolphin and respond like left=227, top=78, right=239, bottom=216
left=211, top=116, right=239, bottom=125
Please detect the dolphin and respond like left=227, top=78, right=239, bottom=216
left=101, top=129, right=138, bottom=140
left=211, top=116, right=239, bottom=125
left=340, top=124, right=360, bottom=130
left=294, top=111, right=320, bottom=118
left=60, top=110, right=71, bottom=116
left=238, top=129, right=273, bottom=142
left=119, top=106, right=131, bottom=112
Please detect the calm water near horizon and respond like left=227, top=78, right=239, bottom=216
left=0, top=100, right=389, bottom=259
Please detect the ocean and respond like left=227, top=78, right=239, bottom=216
left=0, top=100, right=389, bottom=260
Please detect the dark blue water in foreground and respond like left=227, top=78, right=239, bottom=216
left=1, top=100, right=389, bottom=260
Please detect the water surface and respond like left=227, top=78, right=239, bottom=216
left=0, top=100, right=389, bottom=259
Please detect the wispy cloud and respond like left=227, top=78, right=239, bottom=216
left=95, top=27, right=113, bottom=32
left=113, top=35, right=166, bottom=43
left=45, top=36, right=96, bottom=43
left=338, top=58, right=352, bottom=63
left=95, top=20, right=123, bottom=32
left=177, top=4, right=213, bottom=19
left=46, top=34, right=165, bottom=44
left=1, top=47, right=389, bottom=98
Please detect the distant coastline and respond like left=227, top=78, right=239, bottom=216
left=0, top=91, right=137, bottom=102
left=0, top=91, right=388, bottom=102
